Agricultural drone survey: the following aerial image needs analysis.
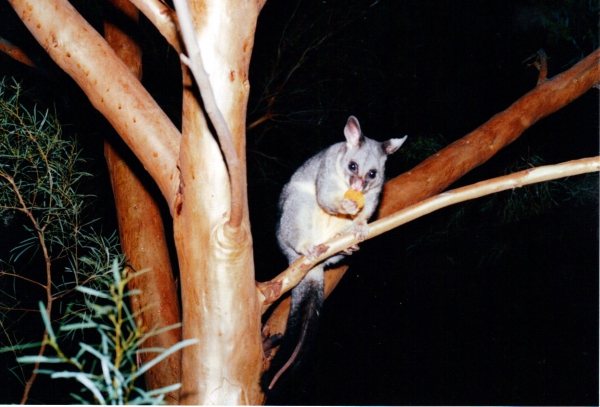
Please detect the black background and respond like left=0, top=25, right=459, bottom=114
left=0, top=0, right=598, bottom=405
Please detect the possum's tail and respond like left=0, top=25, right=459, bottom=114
left=262, top=265, right=324, bottom=391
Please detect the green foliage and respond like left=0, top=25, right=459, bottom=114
left=0, top=78, right=194, bottom=404
left=1, top=79, right=86, bottom=250
left=10, top=261, right=195, bottom=405
left=0, top=77, right=118, bottom=296
left=0, top=76, right=121, bottom=347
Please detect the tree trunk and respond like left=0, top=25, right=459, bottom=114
left=6, top=0, right=181, bottom=210
left=103, top=1, right=181, bottom=403
left=170, top=1, right=264, bottom=404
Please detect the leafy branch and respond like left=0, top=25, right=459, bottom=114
left=0, top=77, right=122, bottom=402
left=12, top=261, right=196, bottom=405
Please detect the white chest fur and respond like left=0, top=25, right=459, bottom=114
left=291, top=180, right=354, bottom=252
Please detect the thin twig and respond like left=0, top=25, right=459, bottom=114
left=536, top=49, right=548, bottom=84
left=5, top=157, right=55, bottom=405
left=246, top=112, right=274, bottom=131
left=252, top=2, right=373, bottom=120
left=524, top=48, right=549, bottom=84
left=0, top=306, right=40, bottom=312
left=0, top=271, right=47, bottom=290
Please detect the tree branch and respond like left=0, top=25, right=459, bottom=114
left=536, top=48, right=548, bottom=84
left=172, top=0, right=245, bottom=228
left=251, top=2, right=371, bottom=129
left=0, top=36, right=35, bottom=67
left=0, top=271, right=46, bottom=290
left=258, top=156, right=600, bottom=308
left=379, top=47, right=600, bottom=217
left=5, top=166, right=55, bottom=405
left=128, top=0, right=182, bottom=53
left=259, top=49, right=600, bottom=347
left=7, top=0, right=181, bottom=214
left=104, top=1, right=182, bottom=402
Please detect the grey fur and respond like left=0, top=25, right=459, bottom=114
left=277, top=115, right=406, bottom=263
left=265, top=116, right=406, bottom=390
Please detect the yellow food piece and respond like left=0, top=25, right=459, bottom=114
left=344, top=189, right=365, bottom=209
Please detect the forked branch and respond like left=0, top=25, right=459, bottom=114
left=6, top=0, right=182, bottom=213
left=172, top=0, right=245, bottom=228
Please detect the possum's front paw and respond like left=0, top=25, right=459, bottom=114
left=340, top=198, right=360, bottom=216
left=351, top=221, right=369, bottom=242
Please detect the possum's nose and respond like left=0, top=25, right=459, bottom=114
left=350, top=177, right=365, bottom=192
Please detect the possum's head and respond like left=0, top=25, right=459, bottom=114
left=341, top=115, right=406, bottom=192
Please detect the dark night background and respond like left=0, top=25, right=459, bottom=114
left=0, top=0, right=598, bottom=405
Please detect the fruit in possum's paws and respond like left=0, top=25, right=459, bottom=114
left=344, top=189, right=364, bottom=209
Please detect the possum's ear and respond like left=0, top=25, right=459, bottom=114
left=383, top=136, right=407, bottom=155
left=344, top=116, right=363, bottom=148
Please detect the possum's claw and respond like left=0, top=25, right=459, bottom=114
left=342, top=244, right=360, bottom=255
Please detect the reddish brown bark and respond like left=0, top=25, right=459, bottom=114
left=104, top=1, right=181, bottom=403
left=379, top=48, right=600, bottom=216
left=262, top=265, right=348, bottom=371
left=105, top=143, right=182, bottom=402
left=8, top=0, right=598, bottom=403
left=0, top=38, right=35, bottom=67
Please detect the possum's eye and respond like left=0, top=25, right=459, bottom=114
left=348, top=161, right=358, bottom=172
left=367, top=169, right=377, bottom=179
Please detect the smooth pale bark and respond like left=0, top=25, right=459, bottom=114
left=275, top=157, right=600, bottom=258
left=8, top=0, right=265, bottom=402
left=260, top=48, right=600, bottom=350
left=103, top=1, right=181, bottom=403
left=370, top=156, right=600, bottom=239
left=128, top=0, right=182, bottom=53
left=7, top=0, right=181, bottom=212
left=173, top=0, right=246, bottom=228
left=172, top=1, right=264, bottom=404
